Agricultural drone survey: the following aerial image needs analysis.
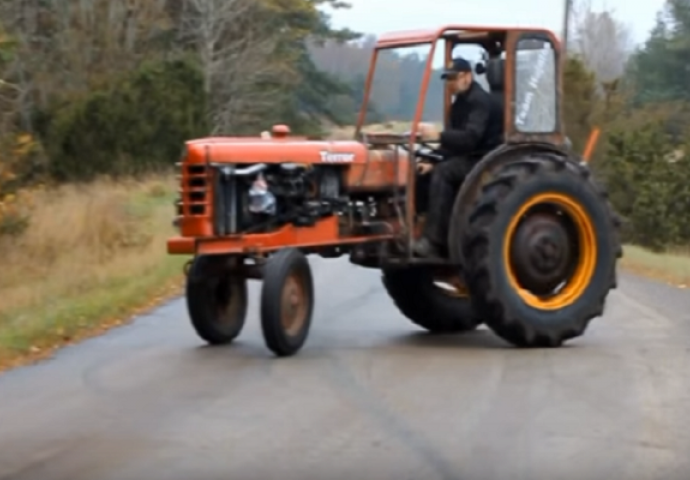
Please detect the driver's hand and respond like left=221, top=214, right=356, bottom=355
left=417, top=162, right=433, bottom=175
left=418, top=122, right=439, bottom=142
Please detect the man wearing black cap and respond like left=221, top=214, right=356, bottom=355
left=413, top=56, right=503, bottom=258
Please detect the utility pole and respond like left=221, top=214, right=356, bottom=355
left=562, top=0, right=572, bottom=55
left=561, top=0, right=573, bottom=145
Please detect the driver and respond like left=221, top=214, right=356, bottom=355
left=413, top=56, right=503, bottom=258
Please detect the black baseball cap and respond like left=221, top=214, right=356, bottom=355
left=441, top=57, right=472, bottom=79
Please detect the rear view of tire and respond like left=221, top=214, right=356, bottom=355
left=462, top=155, right=622, bottom=347
left=186, top=255, right=248, bottom=345
left=382, top=267, right=481, bottom=333
left=260, top=248, right=314, bottom=357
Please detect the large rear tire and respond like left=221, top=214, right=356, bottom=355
left=382, top=267, right=481, bottom=333
left=460, top=156, right=622, bottom=347
left=186, top=255, right=248, bottom=345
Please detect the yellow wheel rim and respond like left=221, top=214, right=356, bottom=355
left=503, top=192, right=597, bottom=310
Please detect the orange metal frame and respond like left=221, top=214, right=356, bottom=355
left=168, top=24, right=566, bottom=258
left=354, top=24, right=564, bottom=254
left=168, top=216, right=397, bottom=256
left=355, top=24, right=563, bottom=138
left=582, top=127, right=600, bottom=162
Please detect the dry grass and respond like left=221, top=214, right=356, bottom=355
left=0, top=174, right=189, bottom=370
left=328, top=121, right=442, bottom=140
left=620, top=245, right=690, bottom=287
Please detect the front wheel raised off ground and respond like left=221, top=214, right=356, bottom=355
left=459, top=156, right=622, bottom=347
left=186, top=255, right=248, bottom=345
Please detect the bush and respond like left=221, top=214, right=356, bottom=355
left=0, top=133, right=40, bottom=237
left=38, top=57, right=209, bottom=182
left=601, top=117, right=690, bottom=251
left=0, top=193, right=30, bottom=237
left=563, top=56, right=599, bottom=154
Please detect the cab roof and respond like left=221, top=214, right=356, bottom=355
left=375, top=24, right=555, bottom=48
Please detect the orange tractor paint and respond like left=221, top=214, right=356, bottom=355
left=169, top=25, right=622, bottom=357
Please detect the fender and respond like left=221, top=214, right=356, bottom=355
left=447, top=142, right=574, bottom=265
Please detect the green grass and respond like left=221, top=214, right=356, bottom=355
left=620, top=245, right=690, bottom=286
left=0, top=256, right=187, bottom=358
left=0, top=176, right=190, bottom=369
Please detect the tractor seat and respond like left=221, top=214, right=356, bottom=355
left=485, top=57, right=505, bottom=145
left=485, top=57, right=505, bottom=112
left=470, top=58, right=505, bottom=154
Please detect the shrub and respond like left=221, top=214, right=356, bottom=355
left=601, top=117, right=690, bottom=251
left=38, top=57, right=208, bottom=182
left=0, top=133, right=39, bottom=237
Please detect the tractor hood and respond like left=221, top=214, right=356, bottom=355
left=184, top=136, right=370, bottom=165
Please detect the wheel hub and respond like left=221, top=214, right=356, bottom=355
left=285, top=284, right=300, bottom=317
left=509, top=212, right=573, bottom=295
left=281, top=276, right=305, bottom=333
left=214, top=276, right=239, bottom=326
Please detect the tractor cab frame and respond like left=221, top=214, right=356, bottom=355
left=351, top=25, right=567, bottom=260
left=356, top=25, right=564, bottom=144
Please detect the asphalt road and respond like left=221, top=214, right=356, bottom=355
left=1, top=257, right=690, bottom=480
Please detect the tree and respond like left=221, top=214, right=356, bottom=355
left=0, top=0, right=178, bottom=139
left=0, top=25, right=21, bottom=135
left=569, top=0, right=633, bottom=83
left=309, top=38, right=446, bottom=123
left=257, top=0, right=360, bottom=134
left=626, top=0, right=690, bottom=105
left=0, top=0, right=372, bottom=180
left=562, top=56, right=599, bottom=153
left=176, top=0, right=285, bottom=134
left=177, top=0, right=361, bottom=135
left=41, top=57, right=208, bottom=181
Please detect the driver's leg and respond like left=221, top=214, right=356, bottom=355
left=415, top=170, right=431, bottom=213
left=414, top=156, right=472, bottom=257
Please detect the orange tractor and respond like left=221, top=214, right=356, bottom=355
left=167, top=25, right=621, bottom=356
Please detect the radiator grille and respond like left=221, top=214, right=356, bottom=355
left=176, top=163, right=209, bottom=217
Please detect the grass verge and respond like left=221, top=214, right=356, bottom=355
left=620, top=245, right=690, bottom=288
left=0, top=174, right=190, bottom=371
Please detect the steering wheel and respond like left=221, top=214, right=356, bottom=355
left=399, top=131, right=444, bottom=163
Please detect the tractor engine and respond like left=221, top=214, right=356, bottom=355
left=174, top=136, right=408, bottom=240
left=206, top=162, right=347, bottom=236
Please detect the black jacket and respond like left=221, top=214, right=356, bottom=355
left=439, top=81, right=503, bottom=157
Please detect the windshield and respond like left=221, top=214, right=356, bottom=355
left=358, top=43, right=435, bottom=135
left=358, top=41, right=489, bottom=136
left=514, top=37, right=557, bottom=133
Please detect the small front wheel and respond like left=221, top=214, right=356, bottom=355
left=186, top=255, right=248, bottom=345
left=260, top=249, right=314, bottom=357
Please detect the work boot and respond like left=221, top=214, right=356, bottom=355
left=412, top=237, right=442, bottom=258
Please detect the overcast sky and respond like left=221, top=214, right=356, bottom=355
left=327, top=0, right=666, bottom=46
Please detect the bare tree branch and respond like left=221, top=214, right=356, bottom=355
left=178, top=0, right=285, bottom=134
left=569, top=0, right=633, bottom=82
left=0, top=0, right=172, bottom=112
